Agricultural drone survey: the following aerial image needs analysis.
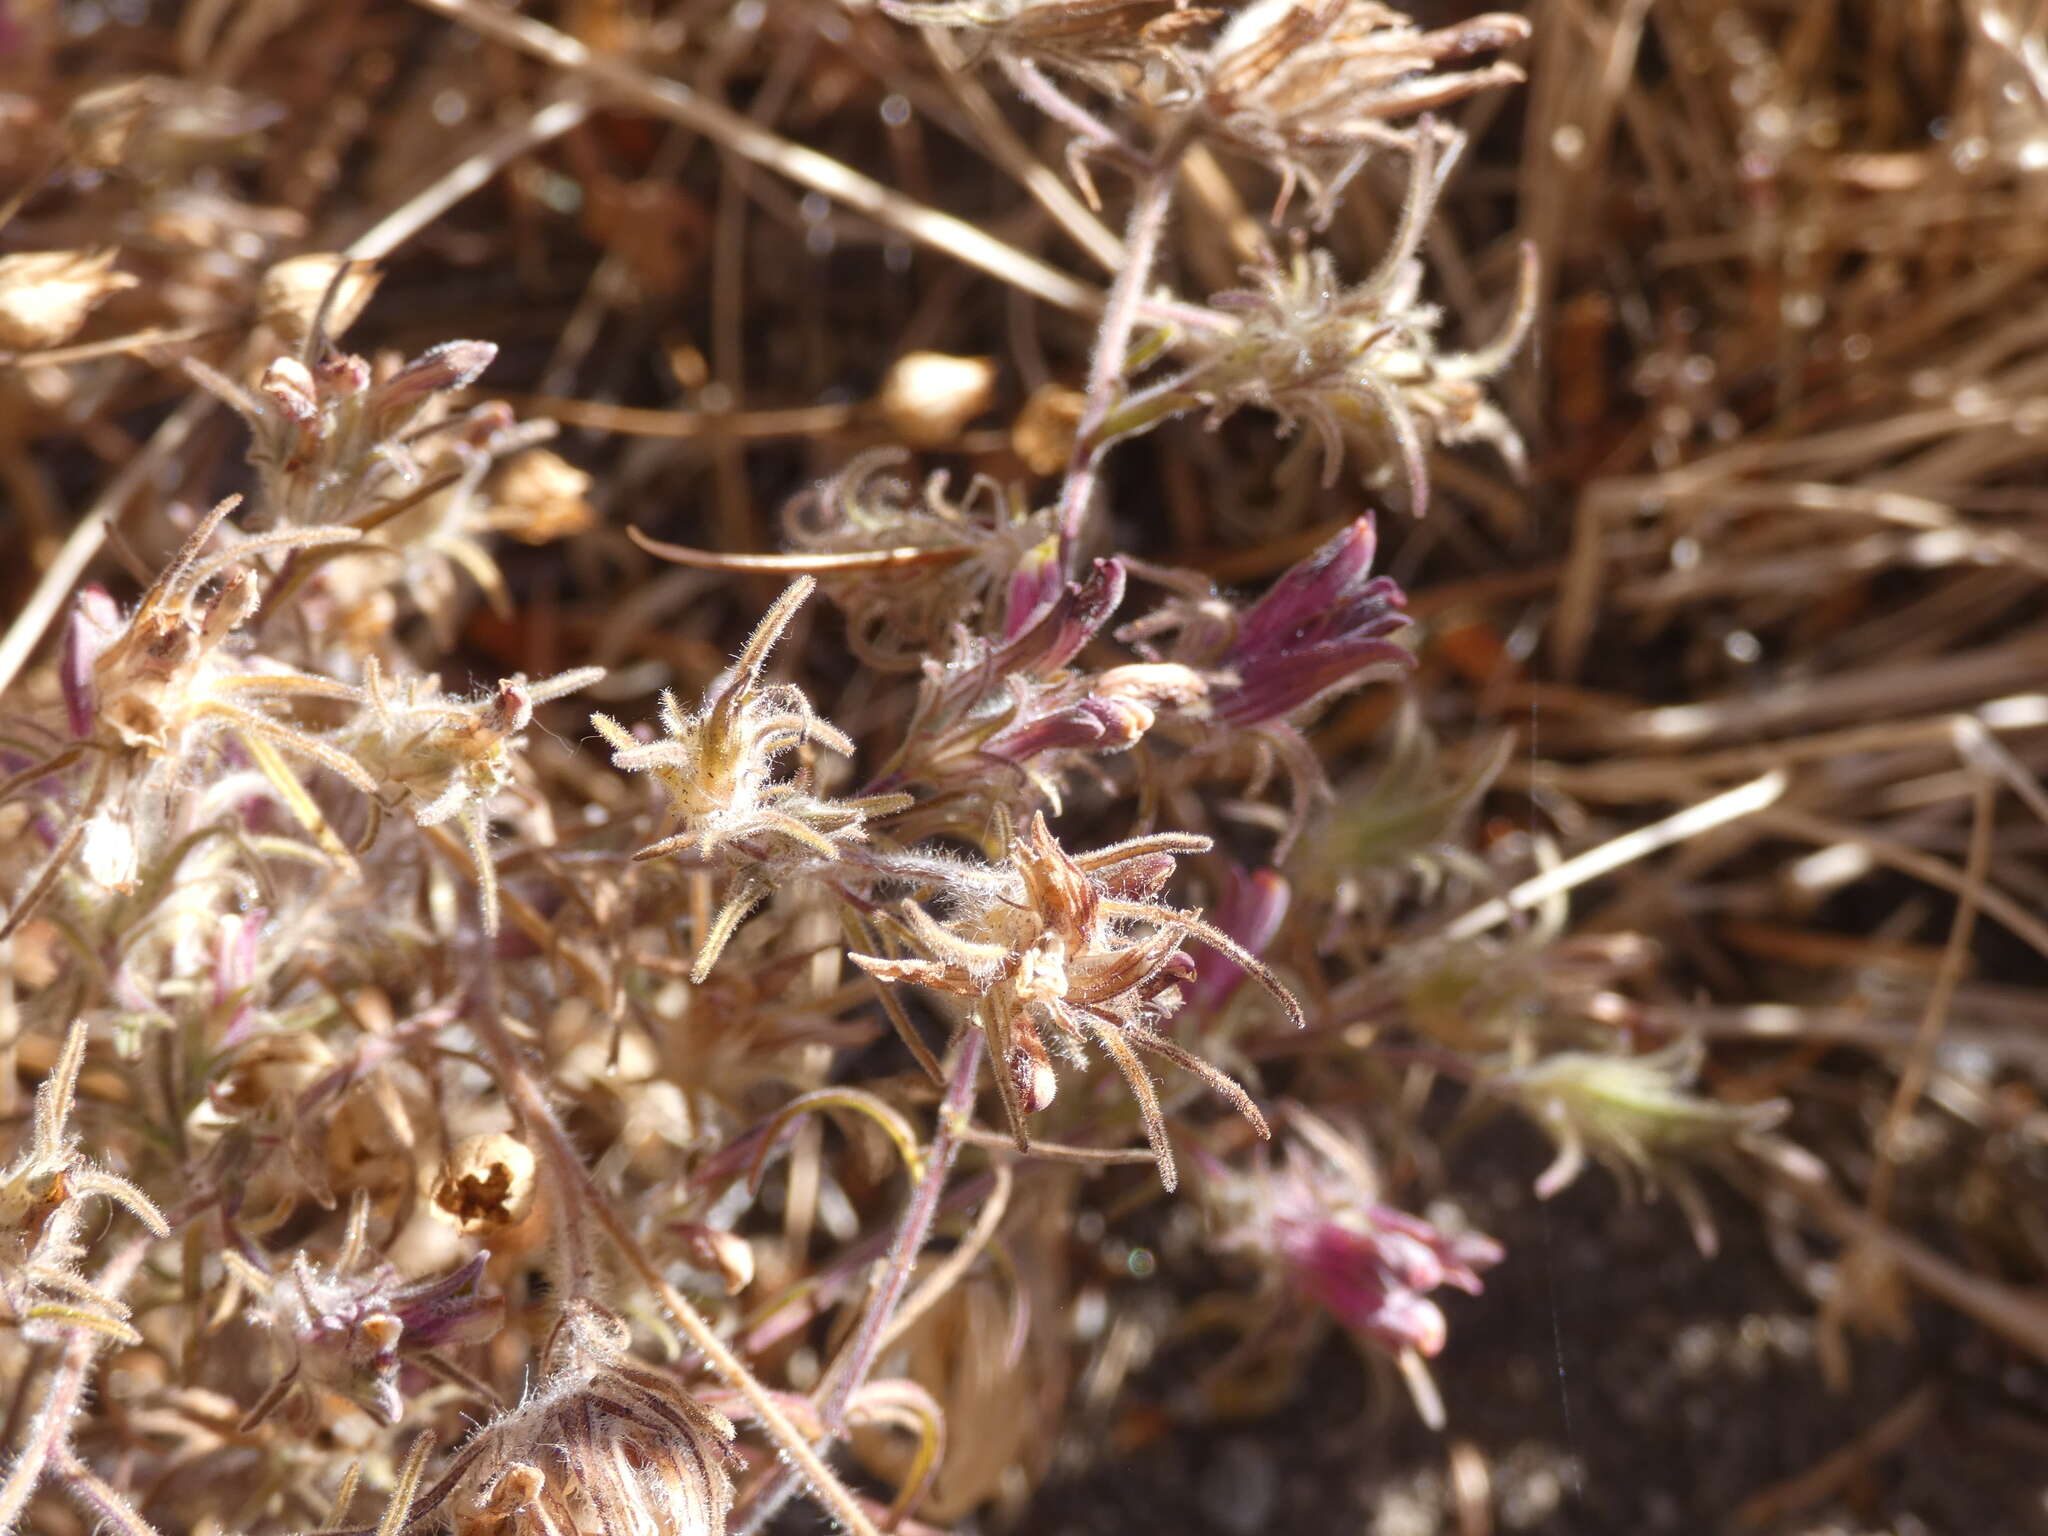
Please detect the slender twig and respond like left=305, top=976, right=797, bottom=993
left=1865, top=771, right=1991, bottom=1223
left=732, top=1032, right=985, bottom=1536
left=1057, top=160, right=1182, bottom=556
left=0, top=1238, right=150, bottom=1534
left=342, top=91, right=593, bottom=261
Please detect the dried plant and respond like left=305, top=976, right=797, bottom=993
left=1109, top=134, right=1537, bottom=512
left=342, top=658, right=604, bottom=935
left=7, top=2, right=2024, bottom=1532
left=1201, top=1, right=1531, bottom=218
left=591, top=576, right=911, bottom=979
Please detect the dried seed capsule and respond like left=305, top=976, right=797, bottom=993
left=433, top=1132, right=538, bottom=1235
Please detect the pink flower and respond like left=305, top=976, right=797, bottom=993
left=1270, top=1194, right=1500, bottom=1360
left=1213, top=515, right=1411, bottom=726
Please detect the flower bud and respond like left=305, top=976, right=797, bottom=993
left=1001, top=557, right=1126, bottom=677
left=371, top=339, right=497, bottom=415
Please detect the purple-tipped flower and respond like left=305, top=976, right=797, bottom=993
left=1271, top=1196, right=1500, bottom=1361
left=1191, top=866, right=1291, bottom=1010
left=984, top=661, right=1206, bottom=764
left=1002, top=533, right=1069, bottom=642
left=1214, top=515, right=1412, bottom=727
left=60, top=586, right=123, bottom=740
left=246, top=1246, right=503, bottom=1426
left=1000, top=556, right=1127, bottom=677
left=1213, top=1107, right=1501, bottom=1426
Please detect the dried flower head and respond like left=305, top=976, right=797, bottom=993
left=883, top=0, right=1214, bottom=97
left=432, top=1133, right=539, bottom=1236
left=430, top=1299, right=734, bottom=1536
left=593, top=577, right=910, bottom=978
left=782, top=451, right=1059, bottom=669
left=343, top=658, right=604, bottom=934
left=1201, top=1, right=1531, bottom=218
left=0, top=1023, right=168, bottom=1345
left=852, top=810, right=1301, bottom=1188
left=1151, top=137, right=1534, bottom=511
left=3, top=497, right=370, bottom=937
left=1501, top=1038, right=1790, bottom=1256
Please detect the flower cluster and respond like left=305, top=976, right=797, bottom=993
left=592, top=576, right=912, bottom=977
left=878, top=557, right=1208, bottom=822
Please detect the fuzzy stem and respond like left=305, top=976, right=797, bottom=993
left=822, top=1031, right=984, bottom=1423
left=52, top=1447, right=160, bottom=1536
left=465, top=988, right=884, bottom=1536
left=0, top=1237, right=150, bottom=1536
left=1057, top=158, right=1183, bottom=558
left=732, top=1031, right=985, bottom=1535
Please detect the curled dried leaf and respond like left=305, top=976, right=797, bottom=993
left=0, top=249, right=138, bottom=351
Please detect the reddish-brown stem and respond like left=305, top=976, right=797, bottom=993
left=731, top=1030, right=985, bottom=1535
left=1057, top=158, right=1183, bottom=559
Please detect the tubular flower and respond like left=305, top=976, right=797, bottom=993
left=850, top=811, right=1301, bottom=1189
left=1212, top=514, right=1412, bottom=726
left=1119, top=516, right=1412, bottom=854
left=882, top=558, right=1207, bottom=819
left=1211, top=1106, right=1501, bottom=1426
